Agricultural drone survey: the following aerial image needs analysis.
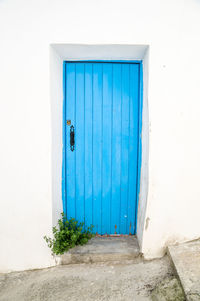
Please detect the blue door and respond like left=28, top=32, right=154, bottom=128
left=64, top=62, right=140, bottom=235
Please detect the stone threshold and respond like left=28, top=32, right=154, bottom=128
left=61, top=236, right=140, bottom=265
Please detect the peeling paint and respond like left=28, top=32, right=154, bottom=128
left=145, top=217, right=150, bottom=231
left=114, top=225, right=117, bottom=235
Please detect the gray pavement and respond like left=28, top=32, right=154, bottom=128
left=0, top=256, right=173, bottom=301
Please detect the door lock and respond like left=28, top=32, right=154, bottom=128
left=70, top=125, right=75, bottom=152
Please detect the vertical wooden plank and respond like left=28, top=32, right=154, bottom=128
left=93, top=63, right=103, bottom=234
left=111, top=63, right=122, bottom=234
left=127, top=64, right=139, bottom=234
left=66, top=63, right=76, bottom=219
left=84, top=63, right=93, bottom=229
left=102, top=63, right=112, bottom=234
left=135, top=63, right=143, bottom=233
left=75, top=63, right=85, bottom=223
left=120, top=64, right=130, bottom=234
left=62, top=62, right=67, bottom=215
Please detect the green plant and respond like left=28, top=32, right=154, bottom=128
left=44, top=213, right=94, bottom=255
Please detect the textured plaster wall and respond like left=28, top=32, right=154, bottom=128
left=0, top=0, right=200, bottom=271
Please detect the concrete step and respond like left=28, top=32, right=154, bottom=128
left=61, top=236, right=140, bottom=265
left=168, top=239, right=200, bottom=301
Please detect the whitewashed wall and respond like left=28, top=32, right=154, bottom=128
left=0, top=0, right=200, bottom=271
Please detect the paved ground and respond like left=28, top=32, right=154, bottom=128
left=168, top=239, right=200, bottom=301
left=0, top=256, right=173, bottom=301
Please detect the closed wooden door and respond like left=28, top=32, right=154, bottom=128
left=64, top=62, right=140, bottom=235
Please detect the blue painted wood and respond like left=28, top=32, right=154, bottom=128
left=102, top=63, right=112, bottom=234
left=62, top=62, right=67, bottom=215
left=120, top=64, right=130, bottom=234
left=135, top=62, right=143, bottom=233
left=66, top=60, right=142, bottom=64
left=64, top=61, right=141, bottom=235
left=111, top=64, right=122, bottom=234
left=92, top=63, right=103, bottom=234
left=127, top=64, right=139, bottom=234
left=75, top=64, right=85, bottom=223
left=66, top=63, right=76, bottom=219
left=84, top=63, right=93, bottom=229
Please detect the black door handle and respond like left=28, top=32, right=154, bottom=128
left=70, top=125, right=75, bottom=151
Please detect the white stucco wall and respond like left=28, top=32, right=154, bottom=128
left=0, top=0, right=200, bottom=271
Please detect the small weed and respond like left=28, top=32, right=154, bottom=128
left=44, top=213, right=94, bottom=255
